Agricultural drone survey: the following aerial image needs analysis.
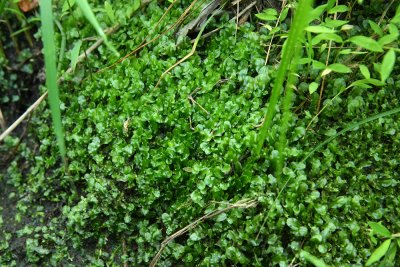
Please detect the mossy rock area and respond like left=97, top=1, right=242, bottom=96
left=1, top=1, right=400, bottom=266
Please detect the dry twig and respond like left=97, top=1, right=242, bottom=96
left=0, top=108, right=6, bottom=130
left=122, top=239, right=128, bottom=267
left=188, top=88, right=209, bottom=115
left=153, top=10, right=219, bottom=90
left=149, top=199, right=257, bottom=267
left=97, top=0, right=201, bottom=74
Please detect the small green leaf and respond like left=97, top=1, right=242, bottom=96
left=382, top=242, right=397, bottom=264
left=268, top=26, right=281, bottom=34
left=389, top=23, right=399, bottom=36
left=259, top=8, right=278, bottom=16
left=189, top=232, right=201, bottom=241
left=298, top=58, right=313, bottom=64
left=349, top=79, right=385, bottom=88
left=256, top=9, right=278, bottom=21
left=70, top=40, right=82, bottom=72
left=321, top=68, right=332, bottom=76
left=309, top=82, right=319, bottom=94
left=378, top=34, right=399, bottom=46
left=374, top=62, right=382, bottom=74
left=380, top=49, right=396, bottom=82
left=125, top=0, right=141, bottom=18
left=328, top=5, right=349, bottom=14
left=326, top=63, right=352, bottom=74
left=348, top=36, right=383, bottom=52
left=279, top=7, right=289, bottom=22
left=378, top=24, right=399, bottom=46
left=359, top=64, right=370, bottom=79
left=311, top=33, right=343, bottom=45
left=310, top=4, right=329, bottom=20
left=215, top=213, right=227, bottom=222
left=340, top=24, right=354, bottom=31
left=183, top=167, right=193, bottom=173
left=104, top=1, right=115, bottom=23
left=312, top=60, right=327, bottom=69
left=62, top=0, right=76, bottom=13
left=392, top=12, right=400, bottom=23
left=323, top=18, right=349, bottom=28
left=368, top=222, right=392, bottom=238
left=132, top=0, right=141, bottom=12
left=300, top=250, right=329, bottom=267
left=368, top=20, right=383, bottom=36
left=326, top=0, right=336, bottom=10
left=256, top=13, right=277, bottom=21
left=366, top=239, right=391, bottom=266
left=306, top=25, right=336, bottom=33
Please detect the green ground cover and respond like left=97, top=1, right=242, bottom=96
left=0, top=0, right=399, bottom=266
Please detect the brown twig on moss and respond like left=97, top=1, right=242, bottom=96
left=149, top=198, right=257, bottom=267
left=97, top=0, right=201, bottom=74
left=0, top=108, right=6, bottom=130
left=153, top=8, right=220, bottom=90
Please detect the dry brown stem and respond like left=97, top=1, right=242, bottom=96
left=149, top=199, right=257, bottom=267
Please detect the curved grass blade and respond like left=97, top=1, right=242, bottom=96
left=39, top=0, right=66, bottom=159
left=76, top=0, right=119, bottom=56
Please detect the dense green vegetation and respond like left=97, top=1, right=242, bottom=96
left=1, top=0, right=399, bottom=266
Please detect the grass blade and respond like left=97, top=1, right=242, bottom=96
left=380, top=49, right=395, bottom=82
left=256, top=0, right=314, bottom=154
left=76, top=0, right=119, bottom=56
left=40, top=0, right=66, bottom=159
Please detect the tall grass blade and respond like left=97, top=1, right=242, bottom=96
left=40, top=0, right=66, bottom=160
left=76, top=0, right=119, bottom=56
left=256, top=0, right=314, bottom=155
